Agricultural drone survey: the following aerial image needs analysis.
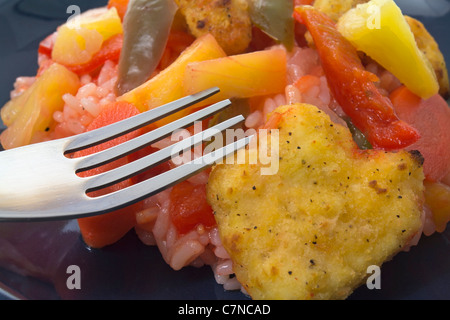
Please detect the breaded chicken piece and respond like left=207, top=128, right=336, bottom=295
left=174, top=0, right=252, bottom=55
left=404, top=16, right=449, bottom=99
left=207, top=104, right=425, bottom=300
left=313, top=0, right=369, bottom=22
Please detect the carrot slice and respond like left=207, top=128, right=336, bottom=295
left=75, top=101, right=142, bottom=248
left=294, top=6, right=420, bottom=151
left=390, top=86, right=450, bottom=182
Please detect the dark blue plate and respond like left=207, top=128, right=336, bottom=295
left=0, top=0, right=449, bottom=300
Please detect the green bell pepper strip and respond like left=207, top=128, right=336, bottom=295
left=115, top=0, right=178, bottom=96
left=344, top=117, right=373, bottom=150
left=247, top=0, right=295, bottom=50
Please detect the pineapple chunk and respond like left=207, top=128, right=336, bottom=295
left=183, top=48, right=287, bottom=102
left=52, top=26, right=103, bottom=66
left=52, top=7, right=123, bottom=66
left=68, top=7, right=123, bottom=41
left=0, top=64, right=80, bottom=149
left=118, top=34, right=227, bottom=126
left=337, top=0, right=439, bottom=99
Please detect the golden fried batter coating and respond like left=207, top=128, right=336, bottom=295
left=313, top=0, right=369, bottom=22
left=207, top=104, right=425, bottom=300
left=404, top=16, right=449, bottom=99
left=175, top=0, right=252, bottom=55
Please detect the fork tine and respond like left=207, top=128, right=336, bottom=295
left=83, top=115, right=245, bottom=193
left=75, top=99, right=232, bottom=173
left=64, top=87, right=220, bottom=154
left=92, top=135, right=254, bottom=213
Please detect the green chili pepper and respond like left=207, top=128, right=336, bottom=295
left=115, top=0, right=178, bottom=96
left=247, top=0, right=295, bottom=50
left=344, top=117, right=373, bottom=150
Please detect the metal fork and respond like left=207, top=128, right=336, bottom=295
left=0, top=88, right=253, bottom=222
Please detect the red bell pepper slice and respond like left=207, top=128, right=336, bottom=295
left=294, top=6, right=420, bottom=151
left=169, top=180, right=216, bottom=235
